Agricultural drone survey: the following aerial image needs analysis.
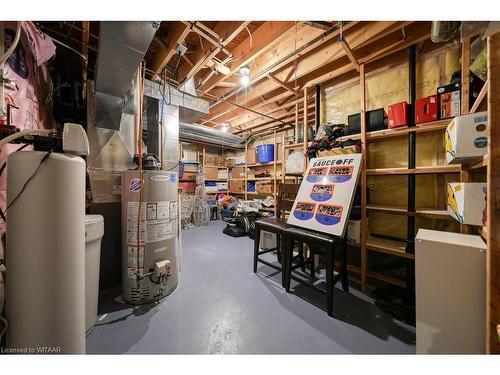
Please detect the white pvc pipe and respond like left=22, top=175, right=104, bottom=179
left=0, top=129, right=52, bottom=149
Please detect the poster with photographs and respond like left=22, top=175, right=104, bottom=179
left=287, top=154, right=362, bottom=237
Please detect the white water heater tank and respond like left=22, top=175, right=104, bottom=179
left=121, top=169, right=179, bottom=304
left=6, top=151, right=86, bottom=354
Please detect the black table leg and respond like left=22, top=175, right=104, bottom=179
left=280, top=234, right=287, bottom=288
left=341, top=238, right=349, bottom=293
left=285, top=236, right=293, bottom=292
left=326, top=242, right=334, bottom=317
left=253, top=227, right=261, bottom=273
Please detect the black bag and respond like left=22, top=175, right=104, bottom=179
left=346, top=108, right=386, bottom=135
left=223, top=223, right=248, bottom=237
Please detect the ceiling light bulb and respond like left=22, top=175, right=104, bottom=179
left=220, top=123, right=229, bottom=132
left=240, top=75, right=250, bottom=87
left=239, top=65, right=250, bottom=76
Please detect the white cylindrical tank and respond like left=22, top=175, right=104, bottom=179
left=85, top=215, right=104, bottom=335
left=121, top=169, right=179, bottom=304
left=6, top=151, right=86, bottom=354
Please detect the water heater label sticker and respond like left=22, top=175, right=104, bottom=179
left=127, top=246, right=144, bottom=269
left=151, top=175, right=169, bottom=182
left=157, top=201, right=170, bottom=220
left=147, top=203, right=158, bottom=220
left=146, top=221, right=171, bottom=243
left=169, top=201, right=178, bottom=220
left=126, top=202, right=146, bottom=245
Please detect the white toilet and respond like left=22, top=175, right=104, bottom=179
left=85, top=215, right=104, bottom=335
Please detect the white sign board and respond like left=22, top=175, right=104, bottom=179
left=287, top=153, right=363, bottom=237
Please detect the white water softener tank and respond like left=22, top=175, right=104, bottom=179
left=121, top=168, right=179, bottom=304
left=85, top=215, right=104, bottom=334
left=6, top=151, right=86, bottom=354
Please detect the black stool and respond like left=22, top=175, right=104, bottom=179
left=284, top=226, right=348, bottom=317
left=253, top=183, right=300, bottom=287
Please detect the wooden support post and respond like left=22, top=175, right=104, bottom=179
left=461, top=38, right=471, bottom=234
left=486, top=33, right=500, bottom=354
left=295, top=103, right=299, bottom=143
left=360, top=64, right=368, bottom=292
left=303, top=87, right=309, bottom=168
left=281, top=132, right=286, bottom=184
left=273, top=130, right=277, bottom=216
left=244, top=143, right=248, bottom=200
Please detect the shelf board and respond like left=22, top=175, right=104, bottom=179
left=247, top=161, right=282, bottom=167
left=204, top=165, right=228, bottom=169
left=229, top=178, right=246, bottom=181
left=334, top=262, right=406, bottom=288
left=229, top=191, right=245, bottom=194
left=205, top=179, right=228, bottom=182
left=246, top=177, right=276, bottom=181
left=366, top=237, right=414, bottom=260
left=246, top=191, right=274, bottom=195
left=366, top=164, right=461, bottom=175
left=284, top=143, right=304, bottom=149
left=284, top=172, right=303, bottom=177
left=337, top=119, right=451, bottom=142
left=470, top=156, right=488, bottom=170
left=367, top=204, right=452, bottom=220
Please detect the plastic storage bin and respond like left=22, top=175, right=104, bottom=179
left=256, top=144, right=274, bottom=163
left=247, top=182, right=256, bottom=192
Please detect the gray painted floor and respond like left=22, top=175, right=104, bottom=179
left=86, top=221, right=415, bottom=354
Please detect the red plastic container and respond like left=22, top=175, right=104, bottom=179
left=416, top=94, right=438, bottom=124
left=388, top=101, right=408, bottom=128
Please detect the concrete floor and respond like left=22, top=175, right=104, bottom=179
left=86, top=221, right=415, bottom=354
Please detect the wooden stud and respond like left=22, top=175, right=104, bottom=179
left=487, top=33, right=500, bottom=354
left=461, top=38, right=471, bottom=234
left=199, top=21, right=296, bottom=92
left=295, top=103, right=299, bottom=143
left=338, top=35, right=360, bottom=72
left=360, top=63, right=368, bottom=292
left=470, top=81, right=488, bottom=114
left=267, top=72, right=298, bottom=94
left=151, top=23, right=191, bottom=80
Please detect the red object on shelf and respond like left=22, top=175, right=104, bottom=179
left=416, top=94, right=438, bottom=124
left=388, top=101, right=408, bottom=128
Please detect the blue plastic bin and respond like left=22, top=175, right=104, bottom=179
left=247, top=182, right=256, bottom=192
left=256, top=144, right=274, bottom=163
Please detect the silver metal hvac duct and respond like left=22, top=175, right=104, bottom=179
left=95, top=21, right=159, bottom=130
left=431, top=21, right=461, bottom=43
left=179, top=122, right=244, bottom=150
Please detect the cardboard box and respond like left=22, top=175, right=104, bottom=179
left=256, top=180, right=273, bottom=194
left=217, top=170, right=228, bottom=179
left=416, top=94, right=438, bottom=124
left=388, top=101, right=408, bottom=128
left=445, top=111, right=488, bottom=164
left=229, top=180, right=245, bottom=193
left=447, top=182, right=487, bottom=226
left=347, top=219, right=362, bottom=245
left=204, top=167, right=219, bottom=180
left=230, top=167, right=245, bottom=179
left=246, top=148, right=257, bottom=164
left=216, top=182, right=228, bottom=191
left=438, top=82, right=461, bottom=120
left=225, top=158, right=236, bottom=167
